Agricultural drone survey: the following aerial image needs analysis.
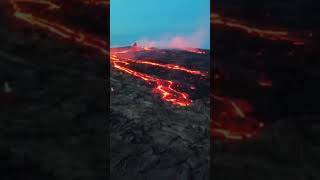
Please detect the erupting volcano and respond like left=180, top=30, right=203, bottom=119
left=110, top=43, right=209, bottom=106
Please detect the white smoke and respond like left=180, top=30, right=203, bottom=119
left=137, top=25, right=209, bottom=49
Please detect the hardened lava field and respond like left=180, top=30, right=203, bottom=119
left=212, top=0, right=320, bottom=179
left=110, top=45, right=210, bottom=179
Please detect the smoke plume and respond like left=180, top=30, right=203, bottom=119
left=137, top=25, right=209, bottom=49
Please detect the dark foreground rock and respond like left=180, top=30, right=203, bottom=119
left=212, top=116, right=320, bottom=180
left=0, top=25, right=107, bottom=179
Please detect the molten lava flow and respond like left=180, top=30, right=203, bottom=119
left=117, top=57, right=208, bottom=77
left=136, top=60, right=207, bottom=76
left=10, top=0, right=109, bottom=56
left=110, top=52, right=209, bottom=106
left=109, top=45, right=208, bottom=106
left=209, top=12, right=305, bottom=140
left=212, top=95, right=264, bottom=140
left=131, top=42, right=206, bottom=54
left=211, top=13, right=305, bottom=45
left=111, top=54, right=192, bottom=106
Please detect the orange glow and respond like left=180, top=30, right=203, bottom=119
left=122, top=59, right=208, bottom=76
left=111, top=55, right=193, bottom=106
left=10, top=0, right=109, bottom=56
left=212, top=95, right=263, bottom=140
left=110, top=50, right=209, bottom=106
left=209, top=12, right=306, bottom=140
left=211, top=13, right=305, bottom=45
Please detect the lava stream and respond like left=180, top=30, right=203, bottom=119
left=111, top=53, right=209, bottom=106
left=212, top=95, right=264, bottom=140
left=211, top=13, right=305, bottom=45
left=113, top=55, right=208, bottom=77
left=111, top=55, right=192, bottom=106
left=10, top=0, right=109, bottom=56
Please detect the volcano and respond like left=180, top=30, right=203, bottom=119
left=110, top=46, right=210, bottom=106
left=110, top=46, right=210, bottom=180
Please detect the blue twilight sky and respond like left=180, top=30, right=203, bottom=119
left=111, top=0, right=210, bottom=49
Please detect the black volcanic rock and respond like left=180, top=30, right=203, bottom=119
left=110, top=49, right=210, bottom=180
left=212, top=1, right=320, bottom=179
left=0, top=22, right=107, bottom=179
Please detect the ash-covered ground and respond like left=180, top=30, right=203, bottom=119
left=212, top=0, right=320, bottom=179
left=110, top=48, right=210, bottom=180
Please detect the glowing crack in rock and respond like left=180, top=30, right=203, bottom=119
left=110, top=52, right=209, bottom=106
left=212, top=95, right=264, bottom=140
left=211, top=13, right=305, bottom=45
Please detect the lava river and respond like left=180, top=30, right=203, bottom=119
left=211, top=12, right=309, bottom=140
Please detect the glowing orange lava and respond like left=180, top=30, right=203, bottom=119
left=116, top=57, right=208, bottom=77
left=212, top=95, right=264, bottom=140
left=110, top=51, right=208, bottom=106
left=209, top=12, right=304, bottom=140
left=10, top=0, right=109, bottom=56
left=210, top=11, right=301, bottom=140
left=211, top=13, right=305, bottom=45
